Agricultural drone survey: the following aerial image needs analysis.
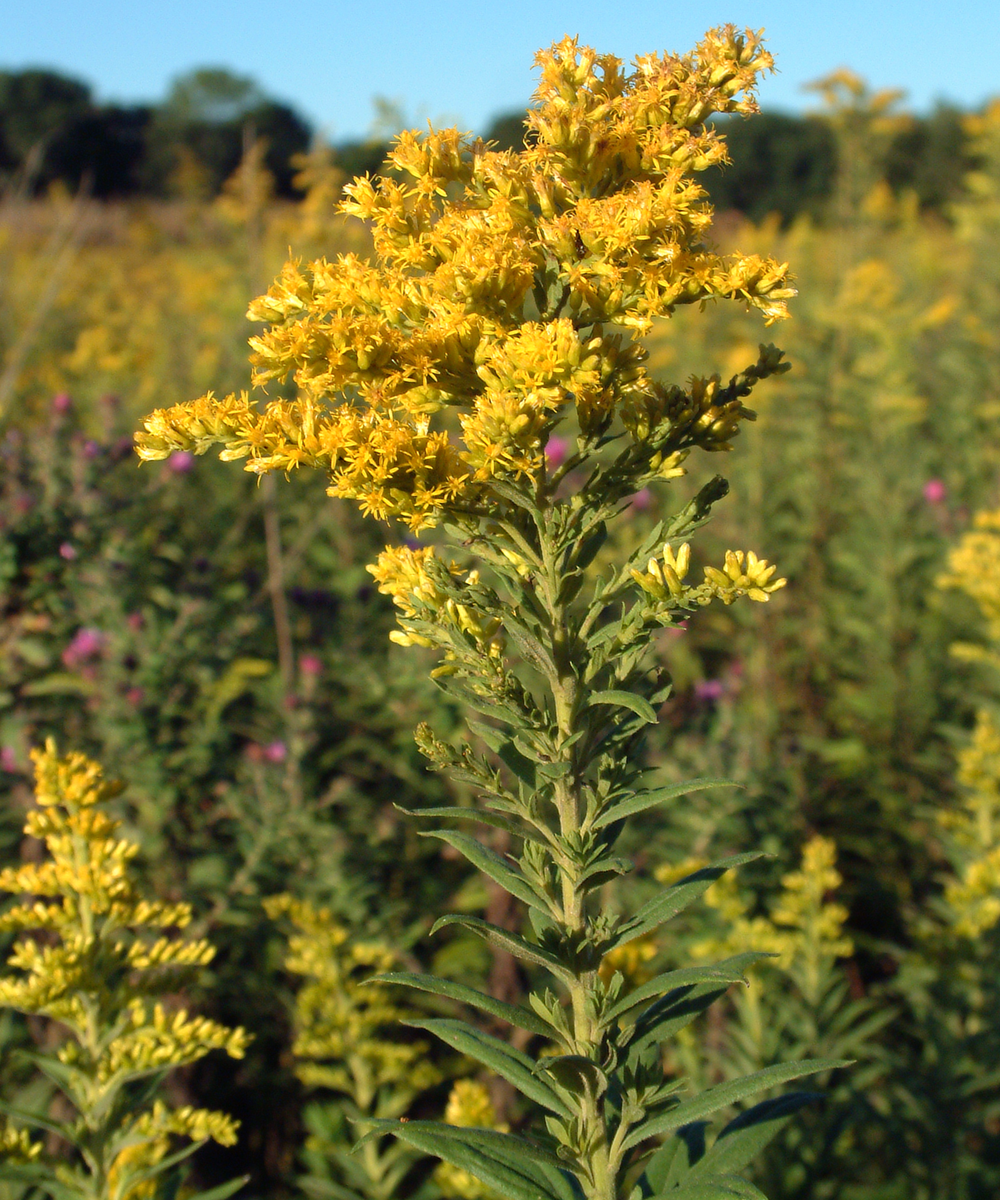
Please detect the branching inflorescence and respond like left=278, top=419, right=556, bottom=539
left=0, top=743, right=249, bottom=1200
left=136, top=28, right=843, bottom=1200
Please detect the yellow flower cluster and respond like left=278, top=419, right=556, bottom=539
left=135, top=28, right=792, bottom=531
left=266, top=895, right=441, bottom=1101
left=367, top=546, right=504, bottom=658
left=598, top=932, right=658, bottom=987
left=435, top=1080, right=507, bottom=1200
left=663, top=837, right=852, bottom=969
left=939, top=509, right=1000, bottom=649
left=0, top=742, right=248, bottom=1175
left=936, top=510, right=1000, bottom=936
left=0, top=1120, right=41, bottom=1164
left=633, top=542, right=786, bottom=609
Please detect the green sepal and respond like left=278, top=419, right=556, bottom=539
left=593, top=780, right=741, bottom=830
left=430, top=914, right=572, bottom=981
left=588, top=690, right=658, bottom=725
left=613, top=853, right=765, bottom=948
left=604, top=954, right=766, bottom=1024
left=404, top=1019, right=573, bottom=1117
left=621, top=1059, right=850, bottom=1151
left=370, top=971, right=555, bottom=1037
left=689, top=1092, right=822, bottom=1179
left=354, top=1119, right=572, bottom=1200
left=418, top=829, right=551, bottom=912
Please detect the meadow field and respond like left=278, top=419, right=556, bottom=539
left=1, top=46, right=999, bottom=1200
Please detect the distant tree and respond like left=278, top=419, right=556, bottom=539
left=46, top=106, right=152, bottom=198
left=0, top=69, right=93, bottom=185
left=885, top=103, right=974, bottom=212
left=144, top=67, right=311, bottom=198
left=704, top=111, right=837, bottom=224
left=482, top=109, right=533, bottom=152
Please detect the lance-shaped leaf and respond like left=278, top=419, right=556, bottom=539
left=588, top=690, right=659, bottom=725
left=405, top=1019, right=574, bottom=1117
left=419, top=829, right=551, bottom=913
left=0, top=1163, right=80, bottom=1200
left=397, top=803, right=546, bottom=843
left=430, top=914, right=572, bottom=982
left=689, top=1092, right=822, bottom=1179
left=355, top=1119, right=567, bottom=1200
left=613, top=853, right=765, bottom=948
left=593, top=780, right=740, bottom=830
left=659, top=1175, right=769, bottom=1200
left=504, top=612, right=559, bottom=679
left=621, top=1059, right=850, bottom=1151
left=605, top=954, right=765, bottom=1024
left=623, top=983, right=733, bottom=1062
left=371, top=971, right=555, bottom=1038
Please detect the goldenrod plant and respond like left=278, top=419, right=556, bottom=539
left=266, top=895, right=441, bottom=1200
left=137, top=28, right=847, bottom=1199
left=0, top=742, right=249, bottom=1200
left=664, top=840, right=888, bottom=1199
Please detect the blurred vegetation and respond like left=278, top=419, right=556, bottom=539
left=0, top=63, right=999, bottom=1200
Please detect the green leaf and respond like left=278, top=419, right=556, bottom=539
left=690, top=1092, right=822, bottom=1178
left=371, top=972, right=554, bottom=1037
left=593, top=780, right=741, bottom=829
left=181, top=1176, right=249, bottom=1200
left=430, top=914, right=572, bottom=981
left=604, top=955, right=765, bottom=1024
left=355, top=1119, right=566, bottom=1200
left=504, top=615, right=558, bottom=678
left=396, top=804, right=541, bottom=842
left=467, top=719, right=509, bottom=752
left=642, top=1123, right=706, bottom=1191
left=659, top=1175, right=769, bottom=1199
left=588, top=690, right=658, bottom=725
left=624, top=984, right=732, bottom=1061
left=614, top=853, right=765, bottom=947
left=0, top=1164, right=81, bottom=1200
left=0, top=1098, right=75, bottom=1142
left=497, top=740, right=538, bottom=787
left=419, top=829, right=551, bottom=912
left=621, top=1059, right=850, bottom=1151
left=405, top=1019, right=573, bottom=1117
left=573, top=521, right=607, bottom=571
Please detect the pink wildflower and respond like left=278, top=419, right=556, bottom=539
left=299, top=654, right=322, bottom=677
left=923, top=479, right=946, bottom=504
left=62, top=627, right=105, bottom=668
left=545, top=436, right=570, bottom=468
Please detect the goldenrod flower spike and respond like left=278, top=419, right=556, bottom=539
left=0, top=741, right=248, bottom=1199
left=136, top=28, right=805, bottom=1200
left=137, top=28, right=792, bottom=534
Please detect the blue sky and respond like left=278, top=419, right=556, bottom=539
left=4, top=0, right=998, bottom=140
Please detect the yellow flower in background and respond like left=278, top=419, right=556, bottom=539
left=435, top=1080, right=507, bottom=1200
left=0, top=742, right=247, bottom=1197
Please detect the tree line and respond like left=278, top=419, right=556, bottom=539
left=0, top=65, right=983, bottom=221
